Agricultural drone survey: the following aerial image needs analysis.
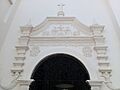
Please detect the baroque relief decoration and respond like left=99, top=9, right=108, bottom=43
left=82, top=47, right=92, bottom=57
left=33, top=23, right=86, bottom=37
left=30, top=46, right=40, bottom=57
left=10, top=16, right=114, bottom=90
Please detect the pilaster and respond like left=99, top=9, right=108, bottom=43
left=11, top=25, right=33, bottom=76
left=91, top=24, right=112, bottom=82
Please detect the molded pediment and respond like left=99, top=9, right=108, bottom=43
left=31, top=17, right=92, bottom=37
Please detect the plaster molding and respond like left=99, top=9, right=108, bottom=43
left=98, top=61, right=109, bottom=66
left=11, top=68, right=23, bottom=76
left=93, top=26, right=112, bottom=83
left=82, top=46, right=92, bottom=57
left=15, top=56, right=26, bottom=60
left=93, top=36, right=105, bottom=45
left=15, top=45, right=29, bottom=55
left=13, top=61, right=24, bottom=66
left=88, top=80, right=103, bottom=90
left=30, top=46, right=40, bottom=57
left=20, top=25, right=33, bottom=37
left=97, top=55, right=108, bottom=60
left=11, top=16, right=114, bottom=90
left=29, top=36, right=95, bottom=46
left=90, top=24, right=104, bottom=36
left=17, top=79, right=33, bottom=86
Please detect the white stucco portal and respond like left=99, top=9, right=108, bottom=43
left=1, top=0, right=120, bottom=90
left=5, top=16, right=114, bottom=90
left=25, top=47, right=92, bottom=80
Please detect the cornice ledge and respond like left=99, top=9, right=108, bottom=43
left=94, top=46, right=108, bottom=50
left=87, top=80, right=103, bottom=86
left=17, top=79, right=33, bottom=86
left=99, top=68, right=112, bottom=72
left=16, top=45, right=29, bottom=50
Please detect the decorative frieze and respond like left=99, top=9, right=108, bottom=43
left=29, top=37, right=95, bottom=46
left=30, top=46, right=40, bottom=57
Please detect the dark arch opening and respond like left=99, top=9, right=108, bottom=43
left=29, top=53, right=91, bottom=90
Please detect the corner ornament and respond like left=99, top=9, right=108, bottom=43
left=30, top=46, right=40, bottom=57
left=82, top=47, right=92, bottom=57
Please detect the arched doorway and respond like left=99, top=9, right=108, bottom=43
left=29, top=53, right=91, bottom=90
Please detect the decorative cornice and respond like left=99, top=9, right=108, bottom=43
left=99, top=68, right=112, bottom=72
left=29, top=36, right=95, bottom=46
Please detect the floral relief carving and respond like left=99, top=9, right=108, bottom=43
left=40, top=24, right=82, bottom=37
left=82, top=47, right=92, bottom=57
left=30, top=46, right=40, bottom=57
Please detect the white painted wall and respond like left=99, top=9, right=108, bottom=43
left=0, top=0, right=120, bottom=89
left=0, top=0, right=21, bottom=51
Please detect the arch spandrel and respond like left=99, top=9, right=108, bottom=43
left=29, top=53, right=91, bottom=90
